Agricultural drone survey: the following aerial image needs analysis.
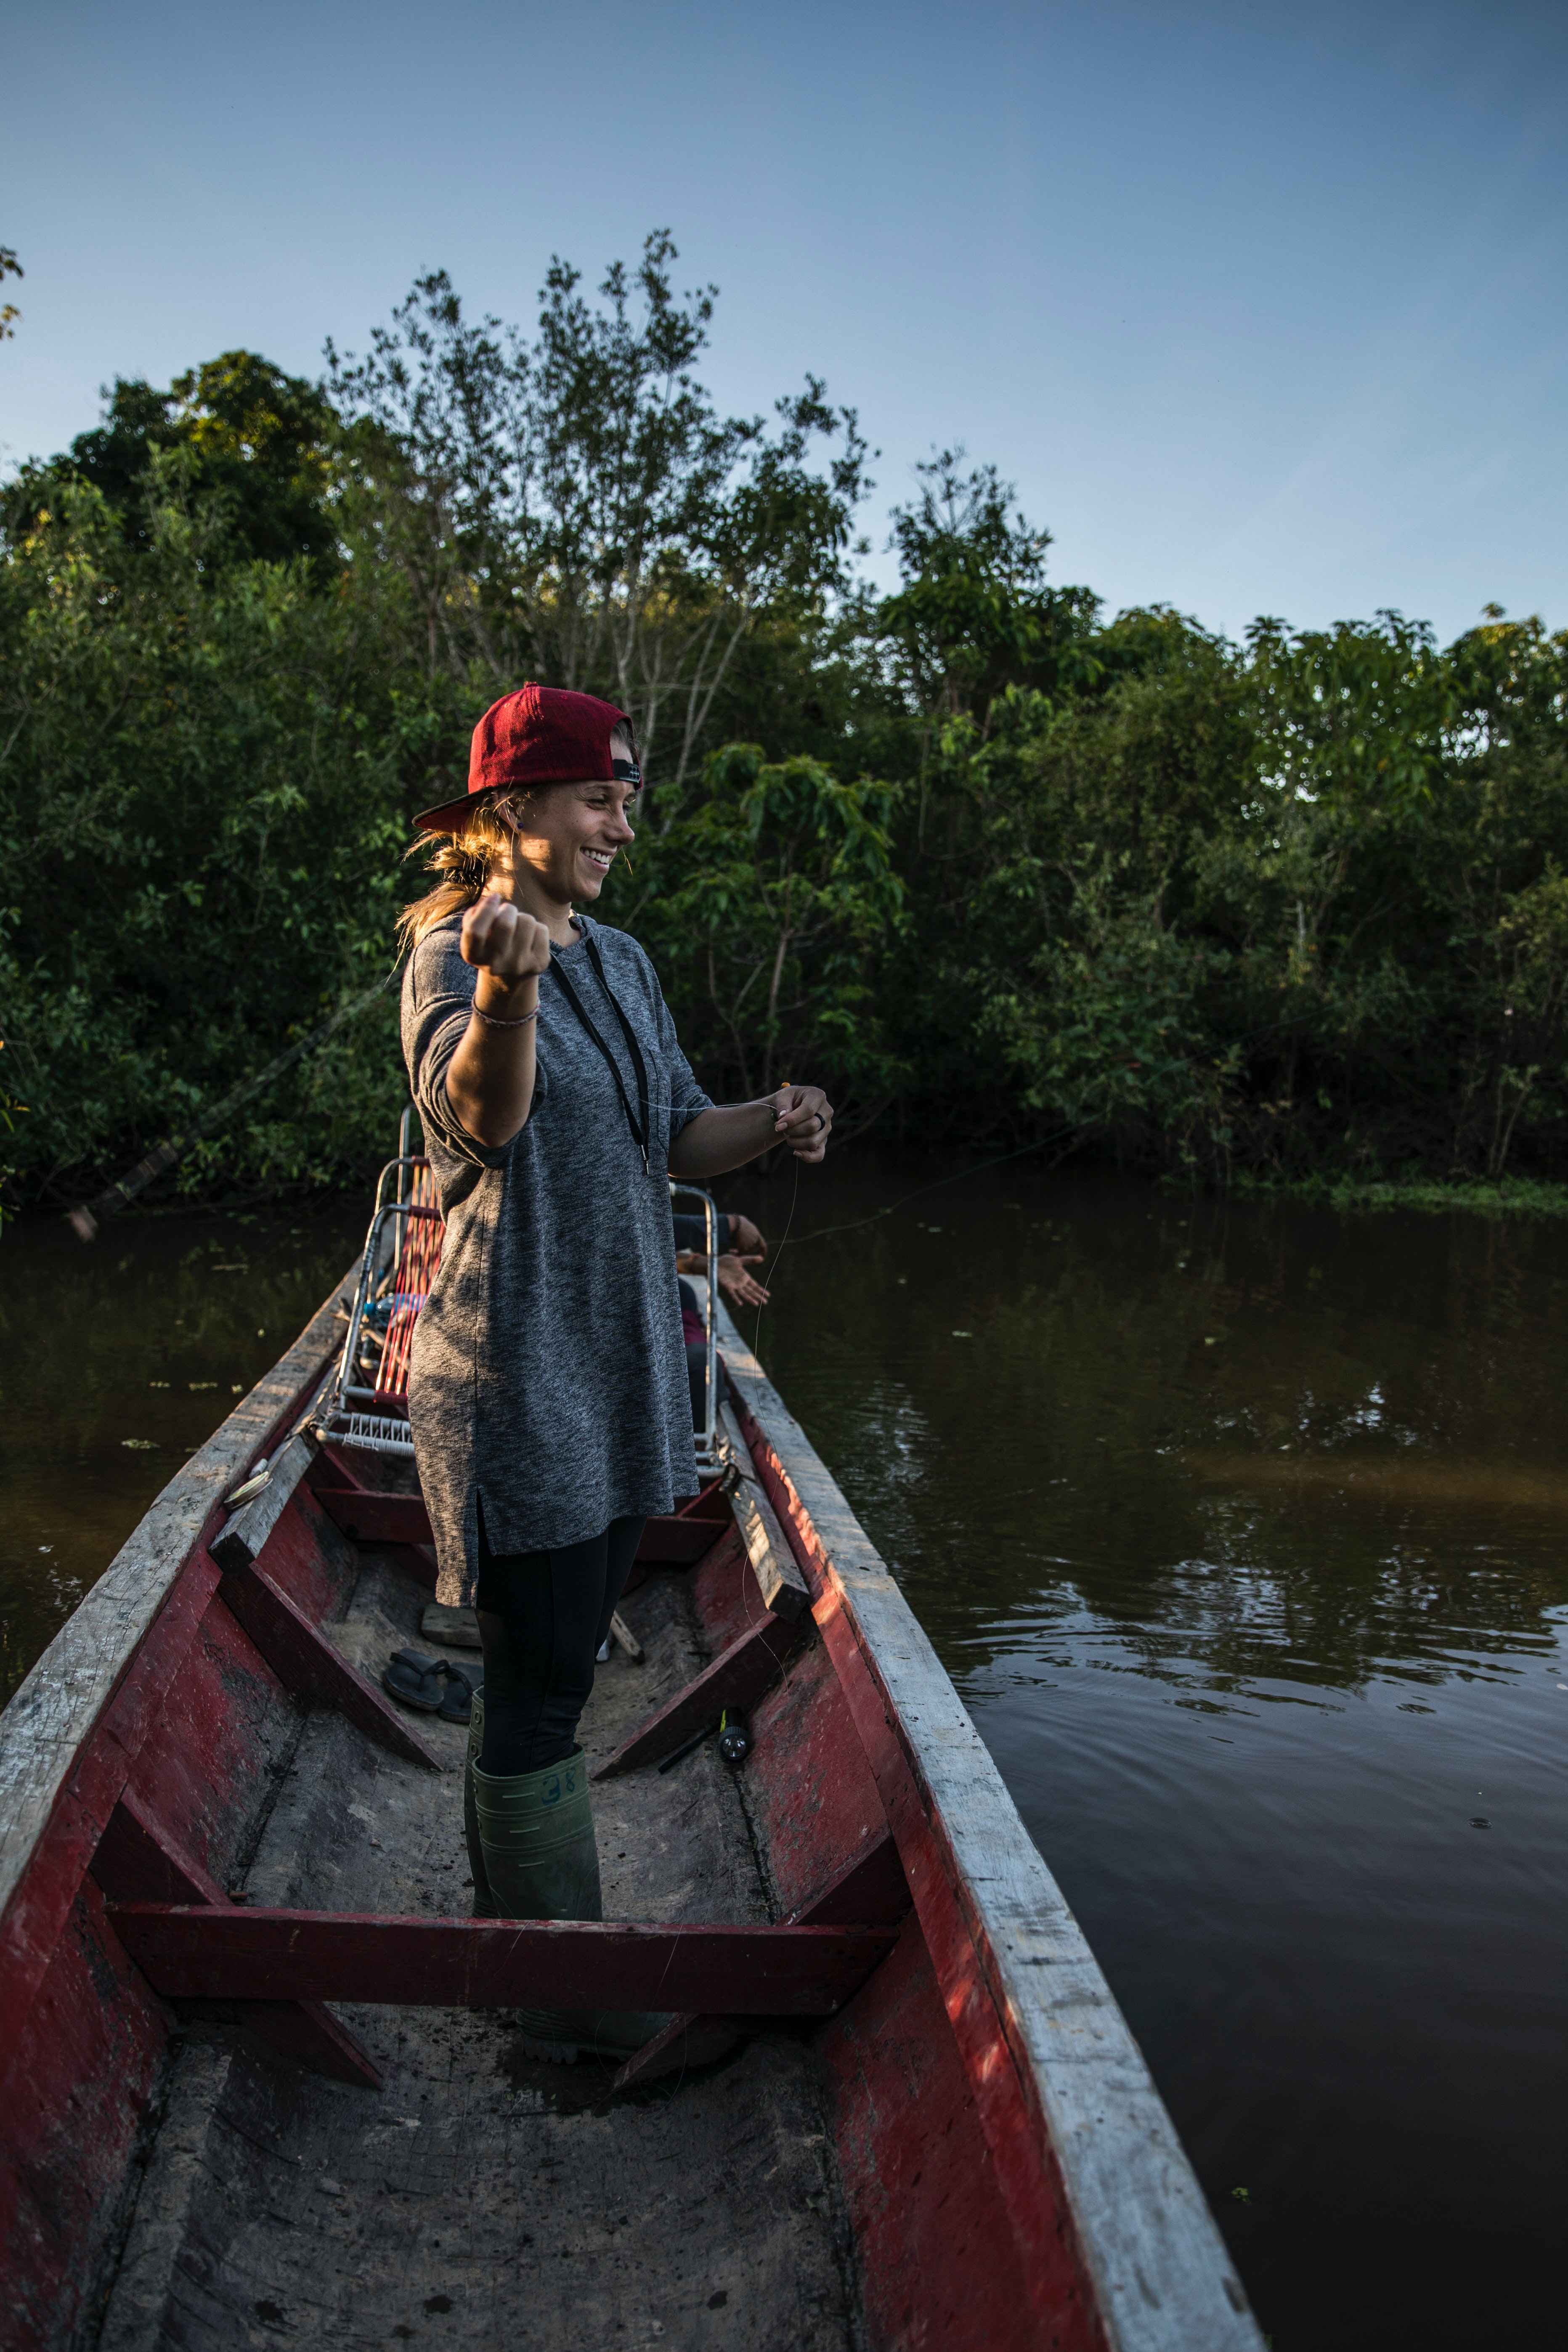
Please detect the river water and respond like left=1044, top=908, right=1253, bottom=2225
left=4, top=1159, right=1565, bottom=2349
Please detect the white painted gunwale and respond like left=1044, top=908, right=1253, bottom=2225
left=0, top=1261, right=1260, bottom=2350
left=716, top=1300, right=1263, bottom=2352
left=0, top=1269, right=358, bottom=1938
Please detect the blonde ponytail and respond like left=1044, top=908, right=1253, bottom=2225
left=398, top=718, right=639, bottom=951
left=396, top=791, right=530, bottom=952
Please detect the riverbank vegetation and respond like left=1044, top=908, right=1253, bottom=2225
left=3, top=232, right=1566, bottom=1210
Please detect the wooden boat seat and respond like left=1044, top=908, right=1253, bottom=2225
left=82, top=1399, right=900, bottom=2099
left=0, top=1267, right=1263, bottom=2351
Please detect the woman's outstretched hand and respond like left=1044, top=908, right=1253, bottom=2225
left=459, top=888, right=552, bottom=984
left=771, top=1084, right=834, bottom=1162
left=668, top=1086, right=834, bottom=1179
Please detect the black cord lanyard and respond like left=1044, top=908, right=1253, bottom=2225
left=543, top=928, right=655, bottom=1176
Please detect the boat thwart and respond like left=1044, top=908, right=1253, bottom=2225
left=0, top=1264, right=1261, bottom=2350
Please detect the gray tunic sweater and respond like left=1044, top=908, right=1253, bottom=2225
left=401, top=911, right=712, bottom=1605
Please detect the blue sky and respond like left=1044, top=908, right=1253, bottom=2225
left=4, top=0, right=1564, bottom=644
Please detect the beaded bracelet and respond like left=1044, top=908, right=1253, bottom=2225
left=472, top=1002, right=539, bottom=1029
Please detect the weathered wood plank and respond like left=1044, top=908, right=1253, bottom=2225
left=311, top=1487, right=434, bottom=1548
left=0, top=1872, right=170, bottom=2352
left=716, top=1302, right=1262, bottom=2352
left=633, top=1515, right=727, bottom=1566
left=0, top=1273, right=357, bottom=1958
left=0, top=1551, right=228, bottom=2113
left=213, top=1997, right=383, bottom=2088
left=217, top=1557, right=440, bottom=1771
left=718, top=1399, right=813, bottom=1619
left=608, top=1610, right=643, bottom=1663
left=672, top=1481, right=737, bottom=1522
left=613, top=1827, right=912, bottom=2089
left=789, top=1826, right=912, bottom=1930
left=91, top=1792, right=381, bottom=2089
left=209, top=1432, right=317, bottom=1573
left=108, top=1907, right=896, bottom=2013
left=92, top=1789, right=221, bottom=1909
left=610, top=2014, right=742, bottom=2084
left=591, top=1610, right=807, bottom=1780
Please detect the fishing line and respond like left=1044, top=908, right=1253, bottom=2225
left=770, top=1124, right=1079, bottom=1255
left=754, top=1150, right=803, bottom=1366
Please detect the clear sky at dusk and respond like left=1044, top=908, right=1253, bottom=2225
left=4, top=0, right=1564, bottom=644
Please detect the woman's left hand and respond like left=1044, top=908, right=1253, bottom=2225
left=770, top=1084, right=834, bottom=1163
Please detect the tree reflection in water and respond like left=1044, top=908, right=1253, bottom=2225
left=7, top=1165, right=1568, bottom=2351
left=746, top=1158, right=1568, bottom=2352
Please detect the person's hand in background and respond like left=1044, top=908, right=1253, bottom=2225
left=716, top=1252, right=770, bottom=1310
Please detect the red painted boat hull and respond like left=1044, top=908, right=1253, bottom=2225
left=0, top=1279, right=1259, bottom=2352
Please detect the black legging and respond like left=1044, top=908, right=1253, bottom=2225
left=475, top=1511, right=646, bottom=1774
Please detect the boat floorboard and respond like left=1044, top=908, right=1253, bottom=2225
left=96, top=1544, right=862, bottom=2352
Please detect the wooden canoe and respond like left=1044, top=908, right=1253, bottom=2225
left=0, top=1273, right=1261, bottom=2352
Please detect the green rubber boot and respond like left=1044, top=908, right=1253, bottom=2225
left=471, top=1747, right=667, bottom=2063
left=464, top=1688, right=496, bottom=1918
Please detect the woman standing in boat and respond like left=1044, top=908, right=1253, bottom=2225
left=398, top=683, right=832, bottom=2062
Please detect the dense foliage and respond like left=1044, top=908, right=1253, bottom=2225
left=2, top=233, right=1565, bottom=1209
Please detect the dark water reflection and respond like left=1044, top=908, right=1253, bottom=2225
left=0, top=1202, right=366, bottom=1704
left=5, top=1163, right=1567, bottom=2349
left=730, top=1156, right=1568, bottom=2352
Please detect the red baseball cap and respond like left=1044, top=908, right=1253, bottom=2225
left=413, top=682, right=640, bottom=833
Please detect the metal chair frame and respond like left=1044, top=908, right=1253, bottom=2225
left=318, top=1114, right=440, bottom=1459
left=670, top=1180, right=723, bottom=1474
left=320, top=1114, right=725, bottom=1476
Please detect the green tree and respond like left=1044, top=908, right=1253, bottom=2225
left=5, top=351, right=339, bottom=567
left=882, top=616, right=1255, bottom=1170
left=626, top=743, right=905, bottom=1115
left=880, top=448, right=1101, bottom=734
left=328, top=233, right=870, bottom=794
left=0, top=465, right=409, bottom=1199
left=0, top=245, right=21, bottom=342
left=3, top=246, right=1568, bottom=1208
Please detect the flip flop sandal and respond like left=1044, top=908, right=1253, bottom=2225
left=390, top=1647, right=480, bottom=1687
left=397, top=1649, right=479, bottom=1723
left=382, top=1653, right=445, bottom=1714
left=383, top=1652, right=478, bottom=1723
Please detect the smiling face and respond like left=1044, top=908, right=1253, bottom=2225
left=504, top=726, right=639, bottom=917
